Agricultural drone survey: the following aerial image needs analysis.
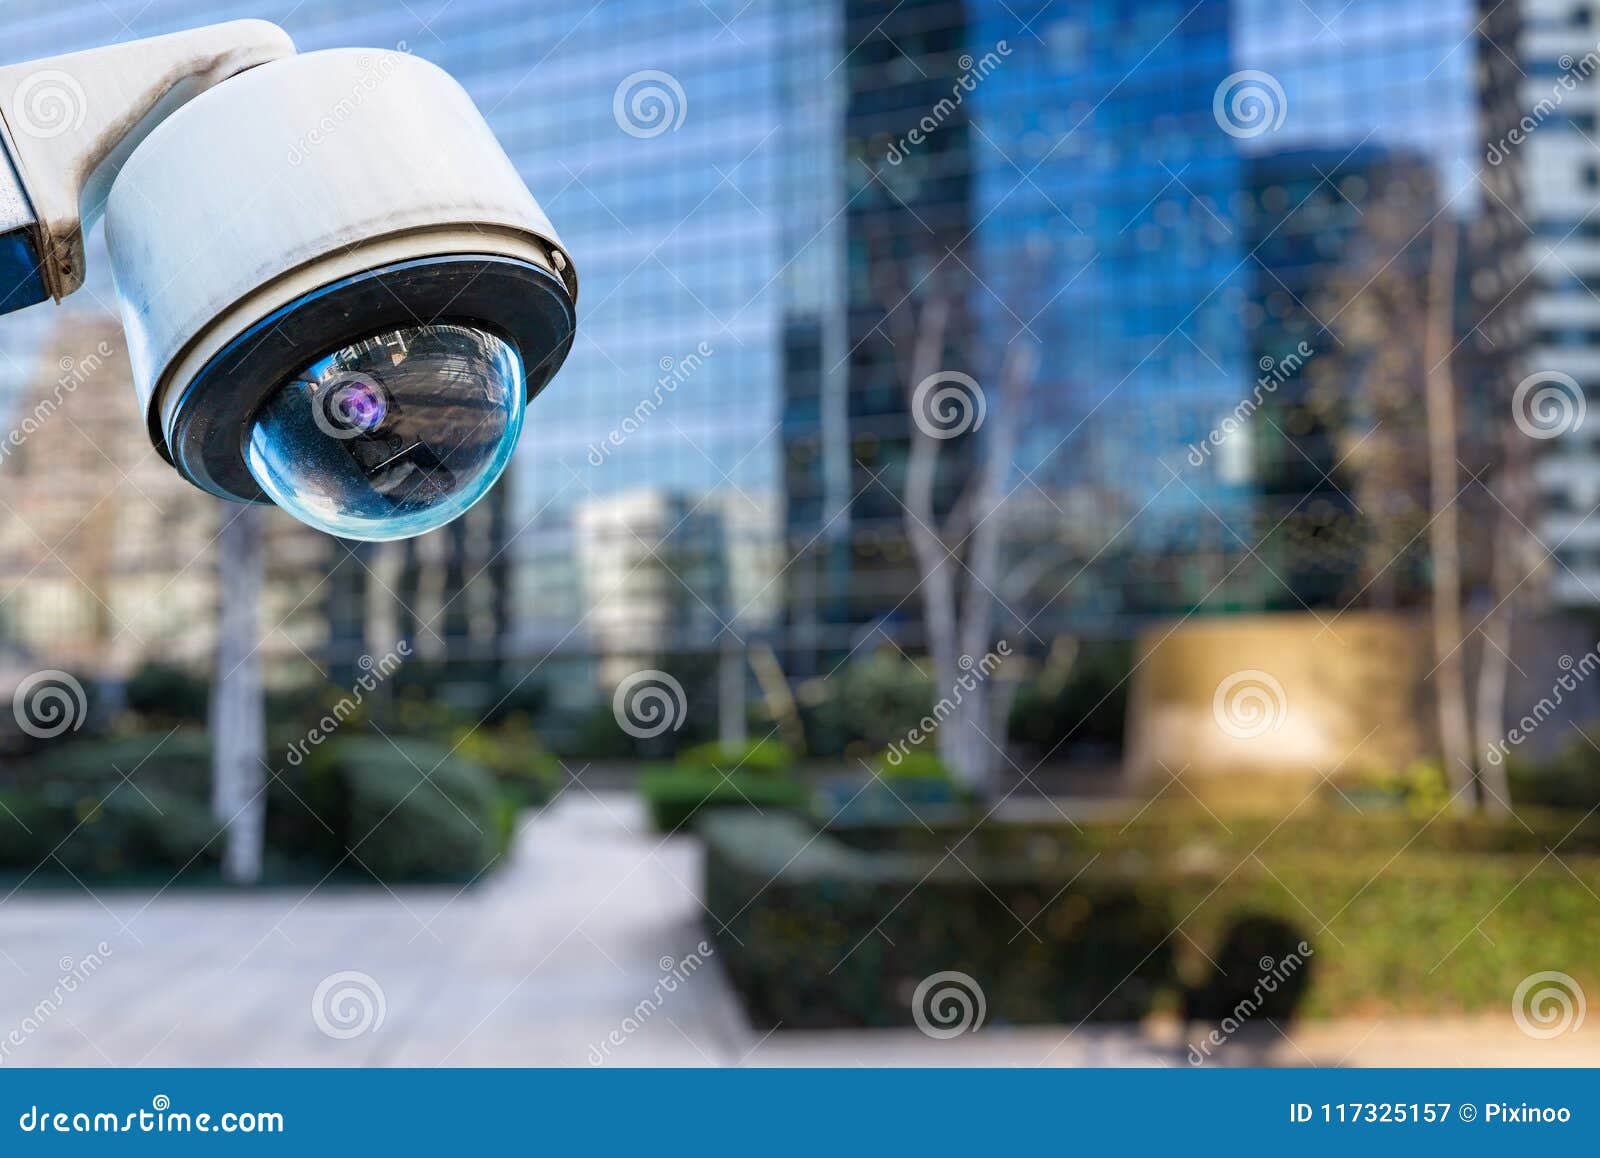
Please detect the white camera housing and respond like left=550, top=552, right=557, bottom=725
left=0, top=22, right=577, bottom=541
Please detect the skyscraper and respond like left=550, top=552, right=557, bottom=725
left=0, top=0, right=1538, bottom=719
left=779, top=0, right=1528, bottom=660
left=1521, top=1, right=1600, bottom=604
left=0, top=0, right=840, bottom=704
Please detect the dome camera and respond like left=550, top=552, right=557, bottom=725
left=0, top=21, right=577, bottom=540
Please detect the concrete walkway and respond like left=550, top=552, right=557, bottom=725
left=0, top=792, right=744, bottom=1066
left=0, top=792, right=1595, bottom=1066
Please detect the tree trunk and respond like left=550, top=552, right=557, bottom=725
left=1473, top=565, right=1514, bottom=817
left=718, top=636, right=747, bottom=747
left=953, top=343, right=1035, bottom=793
left=901, top=297, right=969, bottom=786
left=211, top=504, right=266, bottom=884
left=1474, top=490, right=1524, bottom=816
left=1422, top=220, right=1475, bottom=808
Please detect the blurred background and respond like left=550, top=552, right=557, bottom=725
left=0, top=0, right=1599, bottom=1066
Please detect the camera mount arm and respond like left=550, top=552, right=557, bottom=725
left=0, top=20, right=295, bottom=313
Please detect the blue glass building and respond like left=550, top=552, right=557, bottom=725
left=0, top=0, right=1529, bottom=717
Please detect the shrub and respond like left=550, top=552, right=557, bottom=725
left=702, top=812, right=1173, bottom=1028
left=122, top=663, right=209, bottom=724
left=0, top=669, right=102, bottom=753
left=5, top=729, right=214, bottom=796
left=815, top=751, right=966, bottom=829
left=0, top=784, right=217, bottom=877
left=1328, top=760, right=1450, bottom=816
left=1009, top=639, right=1132, bottom=758
left=450, top=721, right=561, bottom=808
left=872, top=748, right=950, bottom=781
left=301, top=736, right=506, bottom=880
left=0, top=731, right=509, bottom=883
left=701, top=804, right=1600, bottom=1028
left=798, top=649, right=935, bottom=758
left=638, top=767, right=808, bottom=833
left=676, top=738, right=795, bottom=775
left=1507, top=735, right=1600, bottom=810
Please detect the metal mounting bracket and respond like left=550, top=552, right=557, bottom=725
left=0, top=19, right=294, bottom=312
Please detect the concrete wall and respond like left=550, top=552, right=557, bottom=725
left=1123, top=612, right=1434, bottom=789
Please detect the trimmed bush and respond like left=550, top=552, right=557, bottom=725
left=4, top=730, right=214, bottom=795
left=638, top=767, right=808, bottom=834
left=0, top=731, right=219, bottom=878
left=872, top=748, right=950, bottom=781
left=677, top=738, right=796, bottom=775
left=0, top=784, right=216, bottom=877
left=450, top=722, right=561, bottom=808
left=701, top=805, right=1600, bottom=1028
left=123, top=662, right=209, bottom=724
left=301, top=736, right=506, bottom=880
left=0, top=731, right=509, bottom=883
left=816, top=760, right=967, bottom=829
left=702, top=812, right=1172, bottom=1028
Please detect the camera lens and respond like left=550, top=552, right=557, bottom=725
left=243, top=323, right=525, bottom=540
left=320, top=374, right=391, bottom=435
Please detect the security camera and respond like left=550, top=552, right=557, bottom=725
left=0, top=20, right=576, bottom=540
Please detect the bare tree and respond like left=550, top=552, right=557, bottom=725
left=1313, top=179, right=1513, bottom=812
left=897, top=287, right=1037, bottom=794
left=1422, top=220, right=1477, bottom=807
left=1473, top=525, right=1518, bottom=816
left=210, top=504, right=266, bottom=883
left=1421, top=214, right=1526, bottom=816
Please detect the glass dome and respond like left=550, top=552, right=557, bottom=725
left=244, top=324, right=525, bottom=541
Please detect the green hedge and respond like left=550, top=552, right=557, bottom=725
left=702, top=812, right=1171, bottom=1027
left=0, top=731, right=509, bottom=882
left=0, top=784, right=217, bottom=878
left=448, top=723, right=561, bottom=808
left=676, top=738, right=796, bottom=775
left=0, top=731, right=218, bottom=877
left=701, top=806, right=1600, bottom=1028
left=298, top=736, right=507, bottom=880
left=638, top=768, right=808, bottom=833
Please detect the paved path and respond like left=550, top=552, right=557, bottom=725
left=0, top=793, right=745, bottom=1066
left=0, top=792, right=1595, bottom=1066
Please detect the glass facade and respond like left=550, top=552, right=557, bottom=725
left=0, top=0, right=842, bottom=704
left=0, top=0, right=1533, bottom=711
left=958, top=0, right=1522, bottom=632
left=1523, top=0, right=1600, bottom=603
